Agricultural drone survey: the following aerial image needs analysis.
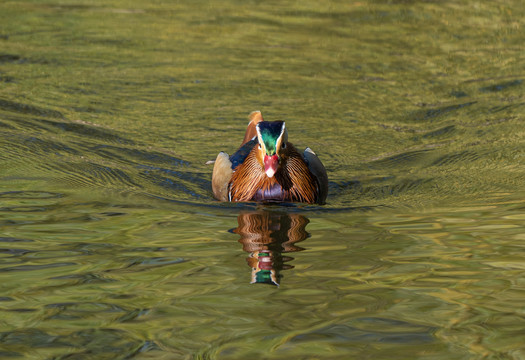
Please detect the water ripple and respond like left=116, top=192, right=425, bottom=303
left=0, top=98, right=64, bottom=119
left=0, top=262, right=77, bottom=272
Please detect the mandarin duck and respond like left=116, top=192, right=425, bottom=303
left=212, top=111, right=328, bottom=204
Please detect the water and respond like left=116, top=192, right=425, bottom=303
left=1, top=0, right=524, bottom=359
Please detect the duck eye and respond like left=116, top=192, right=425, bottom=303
left=258, top=144, right=262, bottom=150
left=282, top=143, right=286, bottom=149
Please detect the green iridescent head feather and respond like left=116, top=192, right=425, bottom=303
left=256, top=121, right=286, bottom=156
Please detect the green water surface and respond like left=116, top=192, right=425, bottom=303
left=0, top=0, right=524, bottom=359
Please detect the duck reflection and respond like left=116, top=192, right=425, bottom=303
left=233, top=210, right=310, bottom=286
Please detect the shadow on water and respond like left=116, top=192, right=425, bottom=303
left=232, top=210, right=310, bottom=286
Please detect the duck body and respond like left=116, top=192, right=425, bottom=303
left=212, top=111, right=328, bottom=204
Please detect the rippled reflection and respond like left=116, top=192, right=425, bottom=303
left=233, top=210, right=309, bottom=286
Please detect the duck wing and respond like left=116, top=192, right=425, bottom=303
left=303, top=147, right=328, bottom=205
left=212, top=138, right=258, bottom=201
left=212, top=152, right=233, bottom=201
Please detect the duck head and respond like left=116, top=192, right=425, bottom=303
left=256, top=121, right=288, bottom=178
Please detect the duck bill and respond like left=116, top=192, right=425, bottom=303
left=263, top=154, right=279, bottom=178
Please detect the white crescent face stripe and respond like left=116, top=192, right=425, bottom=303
left=275, top=122, right=287, bottom=153
left=255, top=125, right=266, bottom=155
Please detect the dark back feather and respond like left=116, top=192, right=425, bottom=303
left=229, top=138, right=257, bottom=170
